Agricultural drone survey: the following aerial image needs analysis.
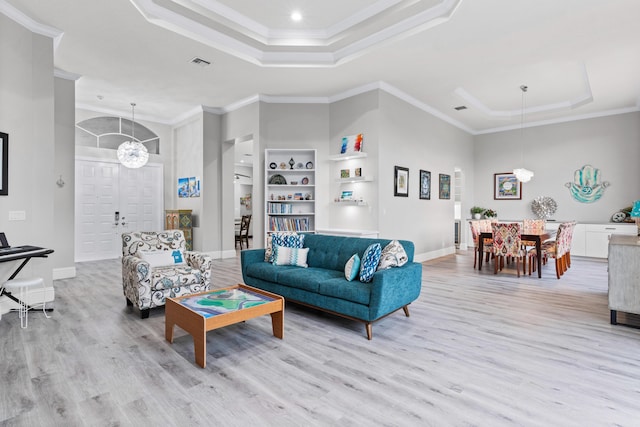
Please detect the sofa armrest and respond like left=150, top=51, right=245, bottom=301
left=368, top=262, right=423, bottom=320
left=122, top=255, right=152, bottom=308
left=185, top=251, right=213, bottom=287
left=241, top=249, right=267, bottom=281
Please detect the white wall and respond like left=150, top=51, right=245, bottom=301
left=474, top=112, right=640, bottom=223
left=0, top=15, right=56, bottom=285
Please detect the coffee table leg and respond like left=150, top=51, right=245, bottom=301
left=194, top=329, right=207, bottom=368
left=270, top=310, right=284, bottom=339
left=165, top=313, right=174, bottom=343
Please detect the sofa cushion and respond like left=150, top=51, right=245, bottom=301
left=265, top=232, right=305, bottom=262
left=273, top=245, right=309, bottom=267
left=244, top=262, right=285, bottom=283
left=344, top=254, right=360, bottom=281
left=359, top=243, right=382, bottom=283
left=318, top=278, right=371, bottom=305
left=139, top=249, right=186, bottom=268
left=377, top=240, right=408, bottom=270
left=277, top=268, right=343, bottom=293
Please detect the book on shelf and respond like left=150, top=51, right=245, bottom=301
left=268, top=216, right=310, bottom=232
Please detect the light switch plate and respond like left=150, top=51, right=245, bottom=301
left=8, top=211, right=26, bottom=221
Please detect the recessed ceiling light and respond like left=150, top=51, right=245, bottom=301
left=291, top=11, right=302, bottom=22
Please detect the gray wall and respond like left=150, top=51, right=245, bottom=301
left=474, top=112, right=640, bottom=223
left=54, top=77, right=76, bottom=277
left=378, top=91, right=475, bottom=258
left=0, top=15, right=56, bottom=284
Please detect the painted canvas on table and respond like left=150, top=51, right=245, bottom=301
left=340, top=133, right=363, bottom=154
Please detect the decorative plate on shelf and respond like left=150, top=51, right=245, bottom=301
left=531, top=196, right=558, bottom=219
left=301, top=176, right=309, bottom=185
left=279, top=162, right=287, bottom=169
left=269, top=162, right=277, bottom=169
left=268, top=174, right=287, bottom=185
left=296, top=162, right=304, bottom=169
left=306, top=161, right=313, bottom=169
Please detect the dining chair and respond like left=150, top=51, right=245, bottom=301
left=469, top=220, right=493, bottom=269
left=491, top=222, right=524, bottom=277
left=528, top=221, right=575, bottom=279
left=235, top=214, right=252, bottom=250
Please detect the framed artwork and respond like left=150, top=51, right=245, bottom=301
left=0, top=132, right=7, bottom=196
left=419, top=170, right=431, bottom=200
left=439, top=174, right=451, bottom=199
left=494, top=172, right=522, bottom=200
left=340, top=133, right=363, bottom=154
left=341, top=169, right=350, bottom=178
left=394, top=166, right=409, bottom=197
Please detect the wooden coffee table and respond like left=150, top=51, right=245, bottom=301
left=165, top=284, right=284, bottom=368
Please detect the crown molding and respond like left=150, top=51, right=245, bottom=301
left=129, top=0, right=462, bottom=67
left=0, top=0, right=64, bottom=50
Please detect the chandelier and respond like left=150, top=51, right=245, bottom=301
left=117, top=103, right=149, bottom=168
left=513, top=85, right=534, bottom=183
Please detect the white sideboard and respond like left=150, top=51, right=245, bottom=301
left=608, top=234, right=640, bottom=325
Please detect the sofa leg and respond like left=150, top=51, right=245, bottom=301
left=365, top=323, right=372, bottom=340
left=126, top=298, right=133, bottom=307
left=140, top=309, right=150, bottom=319
left=403, top=305, right=410, bottom=317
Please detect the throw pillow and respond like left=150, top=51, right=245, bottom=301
left=272, top=245, right=309, bottom=267
left=377, top=240, right=409, bottom=270
left=139, top=249, right=186, bottom=268
left=265, top=232, right=305, bottom=262
left=359, top=243, right=382, bottom=283
left=344, top=253, right=361, bottom=281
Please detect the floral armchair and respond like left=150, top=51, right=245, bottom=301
left=122, top=230, right=212, bottom=318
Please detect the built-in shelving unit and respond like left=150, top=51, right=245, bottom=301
left=265, top=149, right=316, bottom=238
left=330, top=151, right=373, bottom=206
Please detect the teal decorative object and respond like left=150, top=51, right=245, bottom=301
left=565, top=164, right=610, bottom=203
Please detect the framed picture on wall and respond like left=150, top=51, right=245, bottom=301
left=494, top=172, right=522, bottom=200
left=394, top=166, right=409, bottom=197
left=0, top=132, right=7, bottom=196
left=439, top=174, right=451, bottom=199
left=419, top=170, right=431, bottom=200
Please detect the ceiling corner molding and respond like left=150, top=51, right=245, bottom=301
left=202, top=105, right=225, bottom=115
left=54, top=68, right=81, bottom=81
left=129, top=0, right=463, bottom=67
left=0, top=0, right=64, bottom=50
left=455, top=63, right=594, bottom=119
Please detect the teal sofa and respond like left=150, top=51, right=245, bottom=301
left=240, top=234, right=422, bottom=339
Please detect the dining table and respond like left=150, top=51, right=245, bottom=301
left=477, top=226, right=555, bottom=278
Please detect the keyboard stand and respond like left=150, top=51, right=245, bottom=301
left=0, top=246, right=55, bottom=310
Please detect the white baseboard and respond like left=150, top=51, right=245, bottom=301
left=53, top=266, right=76, bottom=280
left=414, top=246, right=456, bottom=263
left=204, top=250, right=237, bottom=259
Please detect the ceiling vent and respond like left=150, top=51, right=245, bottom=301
left=189, top=57, right=211, bottom=67
left=454, top=105, right=467, bottom=111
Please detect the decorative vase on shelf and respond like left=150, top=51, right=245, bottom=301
left=289, top=158, right=295, bottom=169
left=473, top=213, right=481, bottom=219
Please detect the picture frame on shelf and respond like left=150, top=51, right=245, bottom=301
left=355, top=167, right=362, bottom=177
left=394, top=166, right=409, bottom=197
left=494, top=172, right=522, bottom=200
left=341, top=169, right=350, bottom=179
left=439, top=173, right=451, bottom=199
left=0, top=132, right=7, bottom=196
left=419, top=170, right=431, bottom=200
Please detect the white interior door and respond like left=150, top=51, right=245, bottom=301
left=75, top=159, right=163, bottom=262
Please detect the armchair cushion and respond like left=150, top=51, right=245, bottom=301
left=139, top=249, right=186, bottom=267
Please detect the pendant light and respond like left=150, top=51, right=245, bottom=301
left=513, top=85, right=534, bottom=183
left=117, top=103, right=149, bottom=169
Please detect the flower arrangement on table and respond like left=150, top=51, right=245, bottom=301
left=484, top=209, right=497, bottom=218
left=470, top=206, right=485, bottom=219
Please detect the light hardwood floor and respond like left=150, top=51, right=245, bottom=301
left=2, top=251, right=640, bottom=426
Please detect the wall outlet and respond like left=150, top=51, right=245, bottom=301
left=8, top=211, right=26, bottom=221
